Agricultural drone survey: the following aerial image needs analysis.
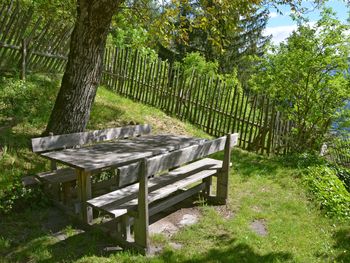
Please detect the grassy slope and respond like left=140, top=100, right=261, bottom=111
left=0, top=75, right=349, bottom=262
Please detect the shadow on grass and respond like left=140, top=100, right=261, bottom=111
left=160, top=235, right=293, bottom=263
left=333, top=228, right=350, bottom=262
left=88, top=102, right=126, bottom=130
left=227, top=149, right=281, bottom=179
left=0, top=207, right=118, bottom=262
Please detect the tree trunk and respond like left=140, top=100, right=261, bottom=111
left=45, top=0, right=123, bottom=135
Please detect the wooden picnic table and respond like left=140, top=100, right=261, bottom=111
left=40, top=134, right=207, bottom=223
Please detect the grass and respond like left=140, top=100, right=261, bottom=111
left=0, top=74, right=349, bottom=262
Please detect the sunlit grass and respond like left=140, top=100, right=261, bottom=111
left=0, top=74, right=349, bottom=262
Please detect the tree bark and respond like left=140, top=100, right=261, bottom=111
left=45, top=0, right=123, bottom=135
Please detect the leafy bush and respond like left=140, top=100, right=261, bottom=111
left=0, top=179, right=48, bottom=214
left=251, top=9, right=350, bottom=152
left=331, top=165, right=350, bottom=192
left=179, top=52, right=219, bottom=77
left=279, top=152, right=326, bottom=169
left=305, top=166, right=350, bottom=220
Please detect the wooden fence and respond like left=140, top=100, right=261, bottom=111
left=101, top=47, right=293, bottom=155
left=326, top=139, right=350, bottom=167
left=0, top=0, right=71, bottom=78
left=0, top=1, right=293, bottom=155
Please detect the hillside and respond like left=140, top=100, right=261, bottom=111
left=0, top=74, right=349, bottom=262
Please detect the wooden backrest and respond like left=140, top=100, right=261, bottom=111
left=31, top=124, right=152, bottom=153
left=143, top=133, right=239, bottom=177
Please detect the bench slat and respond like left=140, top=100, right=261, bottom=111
left=32, top=124, right=151, bottom=153
left=36, top=167, right=76, bottom=184
left=88, top=158, right=222, bottom=208
left=87, top=166, right=218, bottom=217
left=145, top=133, right=238, bottom=177
left=169, top=158, right=223, bottom=176
left=117, top=157, right=222, bottom=188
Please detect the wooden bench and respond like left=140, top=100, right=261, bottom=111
left=31, top=124, right=152, bottom=203
left=87, top=133, right=239, bottom=254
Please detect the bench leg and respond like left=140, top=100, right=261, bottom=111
left=76, top=170, right=93, bottom=224
left=216, top=171, right=229, bottom=205
left=116, top=215, right=132, bottom=242
left=203, top=177, right=213, bottom=198
left=134, top=164, right=149, bottom=254
left=63, top=182, right=73, bottom=205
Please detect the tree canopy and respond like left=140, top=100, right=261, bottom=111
left=251, top=8, right=350, bottom=151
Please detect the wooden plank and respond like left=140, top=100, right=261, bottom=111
left=152, top=59, right=162, bottom=106
left=216, top=134, right=232, bottom=204
left=117, top=161, right=141, bottom=187
left=36, top=167, right=76, bottom=184
left=90, top=168, right=217, bottom=217
left=22, top=176, right=40, bottom=187
left=88, top=158, right=222, bottom=209
left=192, top=76, right=202, bottom=124
left=206, top=77, right=220, bottom=134
left=217, top=83, right=231, bottom=135
left=243, top=95, right=256, bottom=149
left=6, top=7, right=32, bottom=63
left=199, top=76, right=212, bottom=130
left=77, top=170, right=93, bottom=224
left=168, top=158, right=223, bottom=175
left=247, top=95, right=258, bottom=149
left=231, top=88, right=241, bottom=133
left=239, top=91, right=250, bottom=147
left=213, top=81, right=226, bottom=136
left=32, top=124, right=152, bottom=153
left=0, top=1, right=19, bottom=62
left=145, top=133, right=238, bottom=177
left=0, top=1, right=13, bottom=34
left=41, top=135, right=206, bottom=172
left=117, top=157, right=222, bottom=187
left=148, top=183, right=205, bottom=217
left=133, top=161, right=149, bottom=252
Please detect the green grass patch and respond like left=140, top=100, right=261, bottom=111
left=0, top=74, right=349, bottom=262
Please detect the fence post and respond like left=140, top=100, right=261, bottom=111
left=20, top=38, right=27, bottom=80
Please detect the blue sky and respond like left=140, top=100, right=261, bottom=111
left=265, top=0, right=349, bottom=44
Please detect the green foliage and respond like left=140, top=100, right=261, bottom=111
left=19, top=0, right=76, bottom=22
left=0, top=75, right=58, bottom=128
left=177, top=52, right=219, bottom=77
left=280, top=151, right=326, bottom=169
left=251, top=8, right=350, bottom=152
left=331, top=165, right=350, bottom=192
left=305, top=165, right=350, bottom=220
left=0, top=178, right=48, bottom=215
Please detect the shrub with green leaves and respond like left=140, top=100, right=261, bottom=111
left=0, top=179, right=48, bottom=214
left=251, top=8, right=350, bottom=152
left=305, top=165, right=350, bottom=220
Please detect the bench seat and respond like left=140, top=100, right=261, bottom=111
left=87, top=158, right=223, bottom=218
left=36, top=167, right=77, bottom=184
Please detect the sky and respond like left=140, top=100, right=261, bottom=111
left=265, top=0, right=349, bottom=45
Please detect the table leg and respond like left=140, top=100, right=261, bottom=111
left=76, top=169, right=93, bottom=224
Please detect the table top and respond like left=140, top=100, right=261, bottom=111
left=41, top=134, right=206, bottom=172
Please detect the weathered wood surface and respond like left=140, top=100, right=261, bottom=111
left=117, top=157, right=222, bottom=188
left=36, top=167, right=76, bottom=183
left=87, top=161, right=219, bottom=217
left=32, top=124, right=151, bottom=153
left=86, top=134, right=238, bottom=253
left=41, top=134, right=207, bottom=172
left=144, top=133, right=238, bottom=177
